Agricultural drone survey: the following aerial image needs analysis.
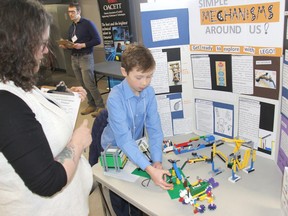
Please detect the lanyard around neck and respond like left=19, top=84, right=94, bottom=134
left=128, top=97, right=146, bottom=139
left=72, top=23, right=76, bottom=37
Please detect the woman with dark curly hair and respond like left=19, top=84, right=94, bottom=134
left=0, top=0, right=93, bottom=215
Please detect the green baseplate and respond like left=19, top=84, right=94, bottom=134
left=132, top=167, right=189, bottom=199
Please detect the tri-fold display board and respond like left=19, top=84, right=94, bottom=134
left=139, top=0, right=285, bottom=163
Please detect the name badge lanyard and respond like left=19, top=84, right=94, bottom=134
left=128, top=97, right=146, bottom=140
left=71, top=23, right=77, bottom=43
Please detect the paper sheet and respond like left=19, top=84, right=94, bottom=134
left=191, top=55, right=212, bottom=89
left=232, top=55, right=253, bottom=94
left=151, top=17, right=179, bottom=42
left=42, top=88, right=81, bottom=128
left=238, top=97, right=260, bottom=148
left=103, top=161, right=139, bottom=182
left=195, top=99, right=213, bottom=133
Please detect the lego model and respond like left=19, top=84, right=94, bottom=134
left=209, top=140, right=226, bottom=176
left=211, top=138, right=256, bottom=183
left=178, top=177, right=219, bottom=214
left=133, top=158, right=219, bottom=214
left=181, top=152, right=210, bottom=170
left=100, top=145, right=128, bottom=172
left=101, top=138, right=151, bottom=172
left=137, top=138, right=152, bottom=162
left=163, top=140, right=174, bottom=153
left=168, top=159, right=182, bottom=185
left=180, top=146, right=225, bottom=177
left=163, top=135, right=215, bottom=155
left=165, top=159, right=219, bottom=214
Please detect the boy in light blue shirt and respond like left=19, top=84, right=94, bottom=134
left=101, top=44, right=173, bottom=215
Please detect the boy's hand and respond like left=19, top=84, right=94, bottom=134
left=152, top=161, right=163, bottom=169
left=146, top=165, right=173, bottom=190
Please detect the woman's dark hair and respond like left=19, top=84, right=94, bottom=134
left=0, top=0, right=52, bottom=91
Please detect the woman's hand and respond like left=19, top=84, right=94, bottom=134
left=70, top=86, right=87, bottom=102
left=71, top=119, right=92, bottom=151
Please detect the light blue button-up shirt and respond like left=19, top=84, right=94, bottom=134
left=101, top=79, right=163, bottom=170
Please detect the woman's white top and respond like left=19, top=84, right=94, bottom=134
left=0, top=81, right=93, bottom=216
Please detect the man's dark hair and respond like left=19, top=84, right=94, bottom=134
left=69, top=2, right=81, bottom=12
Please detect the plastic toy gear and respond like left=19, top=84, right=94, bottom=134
left=208, top=203, right=217, bottom=210
left=198, top=205, right=206, bottom=213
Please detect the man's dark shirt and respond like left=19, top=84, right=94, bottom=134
left=68, top=17, right=101, bottom=54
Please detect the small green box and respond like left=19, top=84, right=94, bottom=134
left=100, top=147, right=128, bottom=169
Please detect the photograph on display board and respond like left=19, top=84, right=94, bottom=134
left=210, top=55, right=233, bottom=92
left=215, top=61, right=227, bottom=87
left=162, top=47, right=182, bottom=93
left=113, top=41, right=125, bottom=61
left=253, top=56, right=280, bottom=100
left=112, top=26, right=130, bottom=41
left=112, top=26, right=130, bottom=61
left=255, top=70, right=276, bottom=89
left=168, top=61, right=181, bottom=86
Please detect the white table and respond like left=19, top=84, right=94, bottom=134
left=92, top=134, right=283, bottom=216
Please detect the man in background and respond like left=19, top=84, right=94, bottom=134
left=61, top=2, right=105, bottom=116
